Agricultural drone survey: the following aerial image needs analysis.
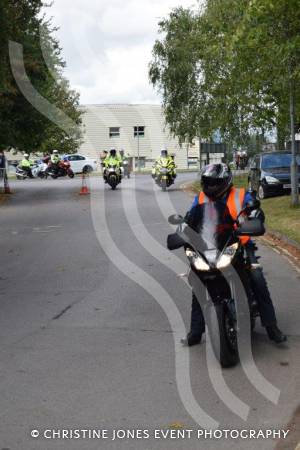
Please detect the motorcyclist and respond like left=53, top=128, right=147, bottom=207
left=169, top=153, right=177, bottom=178
left=100, top=151, right=108, bottom=169
left=152, top=149, right=176, bottom=179
left=118, top=150, right=125, bottom=176
left=49, top=150, right=61, bottom=175
left=103, top=148, right=121, bottom=182
left=182, top=163, right=287, bottom=346
left=20, top=153, right=34, bottom=178
left=119, top=149, right=131, bottom=176
left=51, top=149, right=60, bottom=164
left=117, top=149, right=123, bottom=163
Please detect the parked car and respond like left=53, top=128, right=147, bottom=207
left=64, top=154, right=98, bottom=174
left=248, top=152, right=300, bottom=199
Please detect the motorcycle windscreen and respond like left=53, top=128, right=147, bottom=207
left=183, top=201, right=235, bottom=252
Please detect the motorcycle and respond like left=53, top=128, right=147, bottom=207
left=47, top=160, right=74, bottom=179
left=105, top=164, right=122, bottom=190
left=152, top=160, right=175, bottom=191
left=167, top=201, right=265, bottom=368
left=122, top=159, right=131, bottom=179
left=16, top=161, right=48, bottom=180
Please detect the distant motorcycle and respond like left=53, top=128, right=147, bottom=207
left=16, top=161, right=48, bottom=180
left=105, top=164, right=122, bottom=190
left=122, top=159, right=131, bottom=179
left=47, top=160, right=74, bottom=179
left=153, top=160, right=175, bottom=191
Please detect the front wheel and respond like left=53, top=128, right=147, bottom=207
left=68, top=170, right=75, bottom=179
left=83, top=165, right=93, bottom=173
left=207, top=302, right=239, bottom=368
left=108, top=175, right=117, bottom=190
left=258, top=183, right=265, bottom=200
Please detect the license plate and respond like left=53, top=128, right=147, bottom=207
left=283, top=183, right=300, bottom=188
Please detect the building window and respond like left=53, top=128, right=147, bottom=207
left=135, top=157, right=146, bottom=169
left=134, top=126, right=145, bottom=137
left=109, top=127, right=120, bottom=138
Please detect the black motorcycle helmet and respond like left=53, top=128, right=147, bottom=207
left=161, top=149, right=168, bottom=157
left=200, top=163, right=233, bottom=199
left=110, top=148, right=116, bottom=157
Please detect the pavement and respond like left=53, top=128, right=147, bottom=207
left=0, top=174, right=299, bottom=450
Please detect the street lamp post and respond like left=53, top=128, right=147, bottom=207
left=137, top=130, right=140, bottom=172
left=289, top=79, right=299, bottom=206
left=198, top=134, right=202, bottom=172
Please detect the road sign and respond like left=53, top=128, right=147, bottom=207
left=201, top=143, right=227, bottom=154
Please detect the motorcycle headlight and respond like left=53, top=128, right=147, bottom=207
left=185, top=249, right=210, bottom=271
left=216, top=243, right=239, bottom=269
left=160, top=168, right=168, bottom=173
left=265, top=175, right=280, bottom=184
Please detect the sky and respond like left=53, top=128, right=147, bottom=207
left=45, top=0, right=197, bottom=105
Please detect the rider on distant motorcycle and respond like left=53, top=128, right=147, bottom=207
left=182, top=163, right=287, bottom=346
left=103, top=148, right=121, bottom=183
left=49, top=150, right=61, bottom=176
left=119, top=149, right=131, bottom=177
left=20, top=154, right=34, bottom=178
left=152, top=149, right=176, bottom=179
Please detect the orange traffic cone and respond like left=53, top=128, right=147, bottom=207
left=4, top=171, right=12, bottom=194
left=79, top=173, right=90, bottom=195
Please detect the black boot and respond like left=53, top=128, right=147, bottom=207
left=266, top=325, right=287, bottom=343
left=181, top=332, right=203, bottom=347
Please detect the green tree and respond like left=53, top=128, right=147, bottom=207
left=0, top=1, right=82, bottom=155
left=227, top=0, right=300, bottom=204
left=150, top=0, right=300, bottom=204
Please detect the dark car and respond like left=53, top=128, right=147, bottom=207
left=248, top=152, right=300, bottom=199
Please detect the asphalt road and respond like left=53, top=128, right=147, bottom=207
left=0, top=174, right=299, bottom=450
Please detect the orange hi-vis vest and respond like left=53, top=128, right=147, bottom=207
left=198, top=187, right=250, bottom=245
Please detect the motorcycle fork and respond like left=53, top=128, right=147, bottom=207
left=201, top=274, right=237, bottom=323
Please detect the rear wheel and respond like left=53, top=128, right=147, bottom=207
left=109, top=175, right=117, bottom=190
left=207, top=302, right=239, bottom=368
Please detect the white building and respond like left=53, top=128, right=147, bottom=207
left=79, top=104, right=203, bottom=170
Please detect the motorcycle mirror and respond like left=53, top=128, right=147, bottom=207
left=167, top=233, right=186, bottom=250
left=168, top=214, right=184, bottom=225
left=245, top=198, right=261, bottom=211
left=236, top=219, right=265, bottom=237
